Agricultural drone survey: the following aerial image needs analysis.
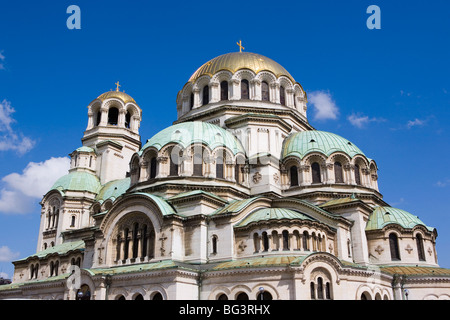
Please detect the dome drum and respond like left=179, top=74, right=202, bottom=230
left=177, top=52, right=307, bottom=120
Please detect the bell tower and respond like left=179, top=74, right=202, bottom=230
left=82, top=83, right=142, bottom=184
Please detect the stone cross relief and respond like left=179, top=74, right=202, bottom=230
left=238, top=241, right=247, bottom=253
left=405, top=245, right=413, bottom=254
left=159, top=233, right=167, bottom=256
left=375, top=245, right=384, bottom=255
left=98, top=246, right=105, bottom=264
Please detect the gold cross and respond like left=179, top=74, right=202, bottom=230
left=115, top=81, right=121, bottom=92
left=236, top=40, right=244, bottom=52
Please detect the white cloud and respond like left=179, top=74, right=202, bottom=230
left=0, top=99, right=35, bottom=155
left=308, top=91, right=339, bottom=121
left=0, top=50, right=4, bottom=70
left=436, top=179, right=450, bottom=188
left=347, top=113, right=385, bottom=129
left=0, top=246, right=20, bottom=262
left=407, top=118, right=425, bottom=128
left=0, top=157, right=70, bottom=214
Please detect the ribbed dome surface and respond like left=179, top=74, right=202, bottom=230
left=97, top=90, right=136, bottom=104
left=140, top=121, right=245, bottom=155
left=366, top=206, right=434, bottom=231
left=188, top=52, right=295, bottom=83
left=282, top=130, right=365, bottom=159
left=51, top=171, right=101, bottom=194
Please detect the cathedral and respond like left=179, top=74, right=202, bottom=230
left=1, top=48, right=450, bottom=300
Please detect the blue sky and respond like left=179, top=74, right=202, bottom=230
left=1, top=0, right=450, bottom=279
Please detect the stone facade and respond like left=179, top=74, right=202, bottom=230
left=1, top=51, right=450, bottom=300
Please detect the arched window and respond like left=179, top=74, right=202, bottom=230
left=311, top=162, right=321, bottom=184
left=389, top=233, right=401, bottom=261
left=347, top=239, right=352, bottom=257
left=70, top=215, right=76, bottom=227
left=117, top=295, right=126, bottom=300
left=236, top=292, right=249, bottom=300
left=253, top=233, right=260, bottom=252
left=123, top=228, right=130, bottom=260
left=216, top=157, right=224, bottom=179
left=169, top=149, right=180, bottom=177
left=76, top=285, right=91, bottom=300
left=235, top=164, right=241, bottom=184
left=334, top=162, right=343, bottom=183
left=317, top=277, right=324, bottom=299
left=152, top=292, right=163, bottom=300
left=261, top=81, right=270, bottom=101
left=257, top=291, right=273, bottom=300
left=142, top=225, right=148, bottom=258
left=416, top=234, right=426, bottom=261
left=108, top=107, right=119, bottom=125
left=310, top=282, right=315, bottom=300
left=193, top=152, right=203, bottom=176
left=303, top=231, right=309, bottom=251
left=262, top=232, right=269, bottom=251
left=125, top=111, right=131, bottom=129
left=96, top=111, right=102, bottom=126
left=132, top=223, right=139, bottom=259
left=241, top=79, right=249, bottom=99
left=134, top=294, right=144, bottom=300
left=354, top=164, right=361, bottom=185
left=218, top=294, right=228, bottom=300
left=149, top=157, right=157, bottom=179
left=282, top=230, right=290, bottom=250
left=290, top=166, right=299, bottom=187
left=202, top=85, right=209, bottom=106
left=190, top=92, right=194, bottom=110
left=280, top=85, right=286, bottom=105
left=325, top=282, right=331, bottom=300
left=212, top=235, right=218, bottom=254
left=220, top=81, right=228, bottom=100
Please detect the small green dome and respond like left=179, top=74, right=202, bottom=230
left=51, top=171, right=101, bottom=194
left=96, top=178, right=130, bottom=203
left=235, top=208, right=314, bottom=228
left=282, top=130, right=365, bottom=159
left=366, top=206, right=434, bottom=231
left=140, top=121, right=245, bottom=155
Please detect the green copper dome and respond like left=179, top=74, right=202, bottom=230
left=96, top=178, right=130, bottom=203
left=235, top=208, right=314, bottom=228
left=366, top=206, right=434, bottom=231
left=140, top=121, right=245, bottom=155
left=51, top=171, right=101, bottom=194
left=282, top=130, right=365, bottom=159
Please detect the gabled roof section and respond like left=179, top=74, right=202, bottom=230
left=14, top=240, right=85, bottom=263
left=235, top=208, right=315, bottom=228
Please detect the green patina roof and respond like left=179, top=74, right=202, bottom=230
left=235, top=208, right=314, bottom=228
left=282, top=130, right=366, bottom=159
left=139, top=121, right=245, bottom=156
left=51, top=171, right=101, bottom=194
left=211, top=197, right=263, bottom=216
left=76, top=146, right=95, bottom=153
left=366, top=206, right=434, bottom=231
left=131, top=192, right=178, bottom=216
left=169, top=190, right=227, bottom=203
left=96, top=178, right=130, bottom=203
left=15, top=240, right=85, bottom=262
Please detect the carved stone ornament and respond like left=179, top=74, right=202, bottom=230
left=375, top=245, right=384, bottom=255
left=405, top=245, right=413, bottom=254
left=252, top=172, right=262, bottom=184
left=273, top=173, right=279, bottom=184
left=238, top=241, right=247, bottom=253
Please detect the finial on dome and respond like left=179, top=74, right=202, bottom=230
left=236, top=40, right=244, bottom=53
left=115, top=81, right=121, bottom=92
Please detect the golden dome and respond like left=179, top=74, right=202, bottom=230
left=97, top=90, right=136, bottom=104
left=188, top=52, right=295, bottom=83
